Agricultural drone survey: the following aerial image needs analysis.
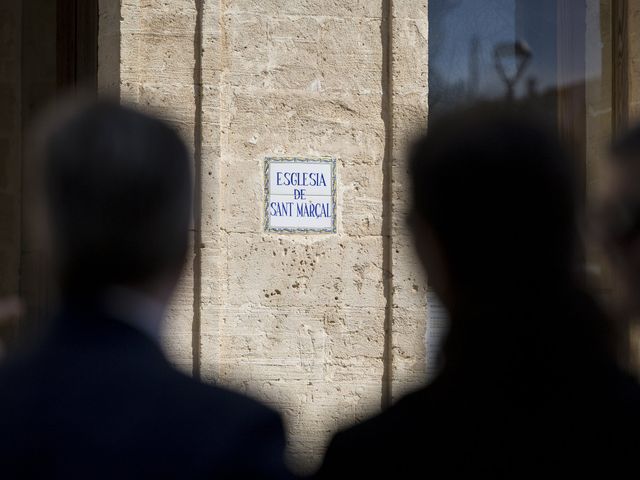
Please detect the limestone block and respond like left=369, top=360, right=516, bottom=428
left=225, top=0, right=381, bottom=18
left=162, top=241, right=196, bottom=373
left=122, top=33, right=196, bottom=82
left=225, top=233, right=384, bottom=308
left=220, top=159, right=264, bottom=232
left=137, top=1, right=197, bottom=35
left=340, top=162, right=384, bottom=237
left=391, top=306, right=429, bottom=400
left=207, top=303, right=384, bottom=472
left=391, top=235, right=427, bottom=309
left=393, top=0, right=429, bottom=20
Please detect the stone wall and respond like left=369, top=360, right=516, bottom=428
left=66, top=0, right=640, bottom=472
left=207, top=2, right=388, bottom=467
left=100, top=0, right=428, bottom=472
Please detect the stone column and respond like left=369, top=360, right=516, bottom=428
left=388, top=0, right=428, bottom=402
left=203, top=2, right=388, bottom=469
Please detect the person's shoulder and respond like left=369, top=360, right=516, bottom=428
left=606, top=365, right=640, bottom=414
left=334, top=384, right=436, bottom=444
left=160, top=371, right=292, bottom=476
left=167, top=369, right=281, bottom=425
left=316, top=384, right=441, bottom=478
left=0, top=349, right=43, bottom=396
left=167, top=370, right=285, bottom=442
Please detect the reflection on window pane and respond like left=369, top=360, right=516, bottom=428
left=430, top=0, right=560, bottom=116
left=428, top=0, right=611, bottom=184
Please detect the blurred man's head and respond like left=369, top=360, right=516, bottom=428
left=408, top=104, right=578, bottom=315
left=41, top=101, right=192, bottom=300
left=598, top=122, right=640, bottom=316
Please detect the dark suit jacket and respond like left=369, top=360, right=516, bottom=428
left=315, top=293, right=640, bottom=479
left=316, top=363, right=640, bottom=479
left=0, top=307, right=292, bottom=479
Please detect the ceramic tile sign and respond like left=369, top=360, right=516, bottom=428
left=265, top=157, right=336, bottom=233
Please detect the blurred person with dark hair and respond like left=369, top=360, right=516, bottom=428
left=597, top=123, right=640, bottom=328
left=315, top=104, right=640, bottom=479
left=0, top=102, right=292, bottom=479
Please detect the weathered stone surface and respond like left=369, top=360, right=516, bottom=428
left=101, top=0, right=426, bottom=473
left=210, top=2, right=389, bottom=471
left=390, top=0, right=429, bottom=401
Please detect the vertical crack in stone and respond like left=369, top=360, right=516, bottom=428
left=380, top=0, right=394, bottom=410
left=192, top=0, right=204, bottom=379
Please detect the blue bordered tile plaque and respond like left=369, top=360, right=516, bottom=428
left=264, top=157, right=336, bottom=233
